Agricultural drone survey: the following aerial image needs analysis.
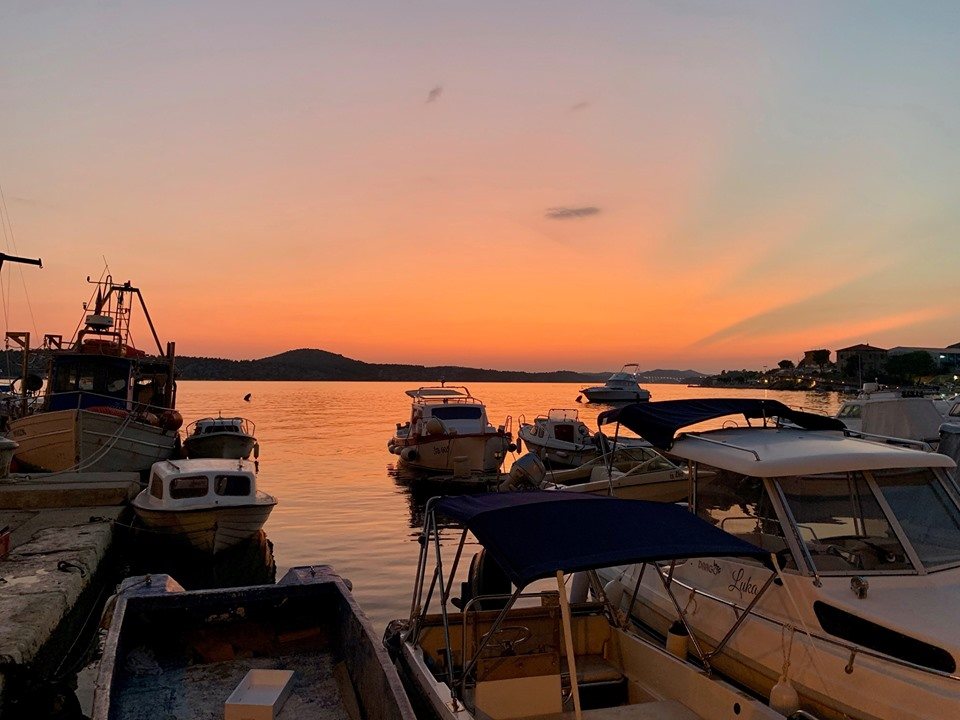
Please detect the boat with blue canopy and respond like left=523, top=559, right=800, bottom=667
left=386, top=491, right=809, bottom=720
left=597, top=399, right=960, bottom=720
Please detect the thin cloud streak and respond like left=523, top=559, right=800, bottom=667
left=425, top=85, right=443, bottom=103
left=545, top=206, right=601, bottom=220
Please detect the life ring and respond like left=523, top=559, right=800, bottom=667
left=86, top=406, right=129, bottom=418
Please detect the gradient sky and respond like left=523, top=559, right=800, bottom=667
left=2, top=1, right=959, bottom=372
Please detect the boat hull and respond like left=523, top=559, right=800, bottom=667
left=581, top=389, right=651, bottom=403
left=93, top=566, right=417, bottom=720
left=8, top=408, right=178, bottom=473
left=132, top=497, right=275, bottom=554
left=518, top=431, right=598, bottom=469
left=183, top=433, right=256, bottom=460
left=390, top=432, right=511, bottom=474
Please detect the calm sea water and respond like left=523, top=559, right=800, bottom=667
left=173, top=380, right=844, bottom=630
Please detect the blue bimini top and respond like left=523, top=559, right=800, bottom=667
left=597, top=398, right=846, bottom=450
left=435, top=491, right=771, bottom=590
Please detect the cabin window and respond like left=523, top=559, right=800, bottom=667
left=777, top=473, right=913, bottom=573
left=837, top=404, right=861, bottom=418
left=215, top=474, right=251, bottom=496
left=149, top=475, right=163, bottom=499
left=432, top=406, right=483, bottom=421
left=554, top=424, right=576, bottom=443
left=169, top=475, right=209, bottom=499
left=694, top=465, right=792, bottom=566
left=872, top=467, right=960, bottom=570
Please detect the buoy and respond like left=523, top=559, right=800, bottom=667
left=602, top=578, right=625, bottom=608
left=666, top=621, right=689, bottom=659
left=769, top=678, right=800, bottom=715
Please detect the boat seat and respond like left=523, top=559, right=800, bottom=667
left=561, top=654, right=624, bottom=685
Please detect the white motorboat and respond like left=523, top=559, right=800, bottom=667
left=518, top=408, right=605, bottom=468
left=387, top=386, right=513, bottom=474
left=579, top=363, right=651, bottom=404
left=385, top=491, right=796, bottom=720
left=183, top=416, right=258, bottom=459
left=835, top=383, right=954, bottom=444
left=132, top=459, right=276, bottom=554
left=599, top=398, right=960, bottom=720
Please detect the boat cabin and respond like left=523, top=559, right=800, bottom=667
left=601, top=399, right=960, bottom=578
left=532, top=409, right=591, bottom=444
left=404, top=386, right=498, bottom=436
left=145, top=459, right=259, bottom=510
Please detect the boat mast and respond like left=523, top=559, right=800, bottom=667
left=0, top=253, right=43, bottom=415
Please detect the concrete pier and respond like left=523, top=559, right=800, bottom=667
left=0, top=472, right=140, bottom=702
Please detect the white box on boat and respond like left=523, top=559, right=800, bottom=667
left=224, top=669, right=295, bottom=720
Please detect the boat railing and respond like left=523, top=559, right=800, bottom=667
left=45, top=389, right=174, bottom=417
left=184, top=416, right=255, bottom=436
left=681, top=433, right=762, bottom=461
left=841, top=429, right=935, bottom=452
left=647, top=571, right=960, bottom=683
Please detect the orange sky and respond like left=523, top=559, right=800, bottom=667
left=2, top=3, right=959, bottom=373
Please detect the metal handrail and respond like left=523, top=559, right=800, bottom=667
left=842, top=429, right=934, bottom=452
left=637, top=573, right=960, bottom=682
left=681, top=433, right=762, bottom=461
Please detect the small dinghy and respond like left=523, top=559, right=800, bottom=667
left=93, top=565, right=417, bottom=720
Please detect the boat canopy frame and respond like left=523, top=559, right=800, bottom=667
left=597, top=398, right=847, bottom=450
left=407, top=492, right=779, bottom=709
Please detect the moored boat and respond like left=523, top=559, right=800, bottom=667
left=386, top=491, right=797, bottom=720
left=599, top=398, right=960, bottom=720
left=579, top=362, right=651, bottom=404
left=183, top=416, right=258, bottom=459
left=387, top=385, right=513, bottom=474
left=93, top=565, right=416, bottom=720
left=6, top=276, right=182, bottom=474
left=517, top=408, right=604, bottom=468
left=132, top=458, right=276, bottom=554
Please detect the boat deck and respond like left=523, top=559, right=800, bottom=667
left=114, top=650, right=355, bottom=720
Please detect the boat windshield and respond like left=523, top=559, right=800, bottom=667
left=871, top=467, right=960, bottom=570
left=776, top=472, right=916, bottom=574
left=836, top=403, right=862, bottom=418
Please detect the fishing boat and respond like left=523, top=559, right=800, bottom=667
left=183, top=416, right=258, bottom=459
left=579, top=363, right=651, bottom=404
left=6, top=276, right=182, bottom=473
left=132, top=459, right=276, bottom=554
left=598, top=398, right=960, bottom=720
left=385, top=491, right=799, bottom=720
left=388, top=385, right=513, bottom=474
left=93, top=565, right=417, bottom=720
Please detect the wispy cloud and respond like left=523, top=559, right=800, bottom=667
left=425, top=85, right=443, bottom=103
left=545, top=206, right=601, bottom=220
left=570, top=101, right=590, bottom=112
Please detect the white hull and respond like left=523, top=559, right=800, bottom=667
left=519, top=432, right=597, bottom=468
left=183, top=433, right=256, bottom=459
left=8, top=408, right=178, bottom=473
left=133, top=495, right=275, bottom=554
left=606, top=560, right=960, bottom=720
left=391, top=433, right=510, bottom=474
left=582, top=388, right=651, bottom=403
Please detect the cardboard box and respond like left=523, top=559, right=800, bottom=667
left=224, top=669, right=295, bottom=720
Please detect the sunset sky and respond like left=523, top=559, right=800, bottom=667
left=2, top=2, right=958, bottom=373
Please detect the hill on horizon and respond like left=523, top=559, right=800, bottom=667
left=175, top=348, right=707, bottom=383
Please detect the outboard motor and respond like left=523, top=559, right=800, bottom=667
left=453, top=549, right=513, bottom=611
left=938, top=422, right=960, bottom=483
left=498, top=453, right=546, bottom=492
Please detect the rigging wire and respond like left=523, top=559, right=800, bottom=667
left=0, top=180, right=40, bottom=339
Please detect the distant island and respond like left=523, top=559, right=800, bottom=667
left=174, top=349, right=708, bottom=384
